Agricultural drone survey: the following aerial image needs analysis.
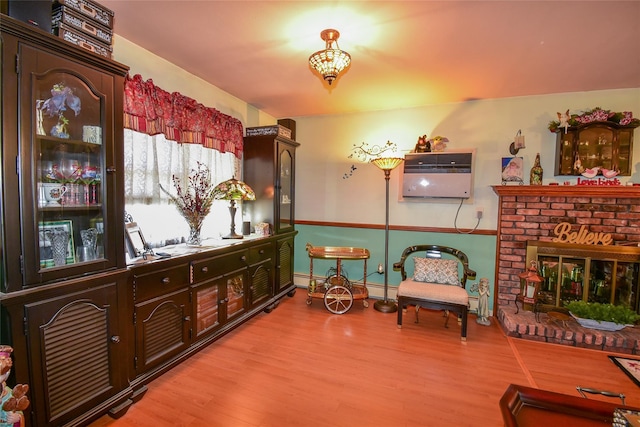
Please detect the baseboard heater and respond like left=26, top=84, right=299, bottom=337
left=401, top=151, right=474, bottom=199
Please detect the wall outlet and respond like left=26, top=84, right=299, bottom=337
left=476, top=206, right=484, bottom=219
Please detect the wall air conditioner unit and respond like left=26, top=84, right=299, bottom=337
left=401, top=151, right=474, bottom=199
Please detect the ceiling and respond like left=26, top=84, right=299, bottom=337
left=99, top=0, right=640, bottom=119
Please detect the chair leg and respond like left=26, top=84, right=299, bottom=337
left=460, top=306, right=468, bottom=341
left=443, top=310, right=450, bottom=328
left=397, top=298, right=404, bottom=328
left=414, top=305, right=420, bottom=323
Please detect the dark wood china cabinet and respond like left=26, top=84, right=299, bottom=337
left=0, top=15, right=131, bottom=426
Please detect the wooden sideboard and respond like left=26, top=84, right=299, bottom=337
left=0, top=233, right=297, bottom=426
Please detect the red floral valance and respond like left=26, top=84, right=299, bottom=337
left=123, top=74, right=243, bottom=158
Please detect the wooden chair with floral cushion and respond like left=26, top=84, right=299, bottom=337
left=393, top=245, right=476, bottom=341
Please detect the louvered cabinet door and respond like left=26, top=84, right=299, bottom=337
left=249, top=261, right=272, bottom=308
left=275, top=235, right=296, bottom=297
left=248, top=242, right=274, bottom=309
left=134, top=289, right=191, bottom=375
left=24, top=279, right=127, bottom=426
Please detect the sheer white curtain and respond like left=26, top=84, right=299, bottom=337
left=124, top=129, right=241, bottom=246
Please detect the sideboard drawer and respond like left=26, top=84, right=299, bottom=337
left=133, top=264, right=190, bottom=301
left=248, top=242, right=273, bottom=265
left=191, top=249, right=248, bottom=283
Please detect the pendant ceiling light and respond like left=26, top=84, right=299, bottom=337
left=309, top=29, right=351, bottom=85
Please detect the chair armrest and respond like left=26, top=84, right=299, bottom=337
left=392, top=261, right=402, bottom=271
left=465, top=267, right=477, bottom=280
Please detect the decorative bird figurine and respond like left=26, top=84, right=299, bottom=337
left=581, top=167, right=600, bottom=179
left=601, top=168, right=619, bottom=179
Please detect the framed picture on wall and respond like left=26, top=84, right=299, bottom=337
left=501, top=157, right=524, bottom=185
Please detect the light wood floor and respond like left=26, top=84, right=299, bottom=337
left=90, top=290, right=640, bottom=427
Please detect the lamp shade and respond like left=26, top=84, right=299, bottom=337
left=213, top=178, right=256, bottom=201
left=371, top=157, right=404, bottom=172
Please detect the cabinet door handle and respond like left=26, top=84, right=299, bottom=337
left=110, top=335, right=121, bottom=343
left=201, top=266, right=209, bottom=273
left=161, top=277, right=170, bottom=284
left=240, top=255, right=247, bottom=262
left=106, top=166, right=117, bottom=173
left=184, top=316, right=191, bottom=322
left=259, top=249, right=264, bottom=254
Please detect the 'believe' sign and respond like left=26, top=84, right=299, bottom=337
left=552, top=222, right=613, bottom=246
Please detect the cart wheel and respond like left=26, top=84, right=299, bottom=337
left=306, top=297, right=313, bottom=305
left=363, top=300, right=369, bottom=308
left=324, top=285, right=353, bottom=314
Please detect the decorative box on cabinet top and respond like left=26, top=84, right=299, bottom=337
left=246, top=125, right=292, bottom=140
left=53, top=0, right=115, bottom=29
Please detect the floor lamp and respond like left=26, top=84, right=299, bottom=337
left=371, top=156, right=404, bottom=313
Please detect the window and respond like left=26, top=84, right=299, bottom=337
left=124, top=129, right=241, bottom=247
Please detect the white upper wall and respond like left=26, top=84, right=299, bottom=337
left=292, top=89, right=640, bottom=230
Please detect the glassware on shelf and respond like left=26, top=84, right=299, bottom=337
left=44, top=228, right=69, bottom=266
left=80, top=228, right=98, bottom=259
left=79, top=162, right=98, bottom=204
left=57, top=158, right=81, bottom=204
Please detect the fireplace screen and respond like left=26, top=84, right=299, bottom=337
left=526, top=241, right=640, bottom=313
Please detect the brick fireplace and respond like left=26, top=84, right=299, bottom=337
left=492, top=185, right=640, bottom=353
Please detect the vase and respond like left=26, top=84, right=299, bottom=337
left=530, top=153, right=543, bottom=185
left=45, top=228, right=69, bottom=266
left=187, top=222, right=203, bottom=246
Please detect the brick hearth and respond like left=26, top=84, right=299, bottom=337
left=492, top=186, right=640, bottom=352
left=497, top=304, right=640, bottom=354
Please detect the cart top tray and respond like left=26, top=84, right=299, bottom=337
left=306, top=244, right=370, bottom=260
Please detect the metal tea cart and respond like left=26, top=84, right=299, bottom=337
left=305, top=243, right=370, bottom=314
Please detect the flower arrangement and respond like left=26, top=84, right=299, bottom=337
left=40, top=83, right=82, bottom=139
left=160, top=162, right=218, bottom=245
left=548, top=107, right=639, bottom=132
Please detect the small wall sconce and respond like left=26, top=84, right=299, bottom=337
left=509, top=130, right=526, bottom=155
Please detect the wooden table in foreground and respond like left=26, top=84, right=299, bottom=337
left=500, top=384, right=640, bottom=426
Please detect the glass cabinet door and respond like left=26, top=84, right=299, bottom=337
left=615, top=262, right=639, bottom=310
left=538, top=256, right=559, bottom=305
left=559, top=258, right=586, bottom=303
left=20, top=51, right=118, bottom=286
left=225, top=272, right=245, bottom=321
left=588, top=259, right=613, bottom=304
left=278, top=145, right=293, bottom=232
